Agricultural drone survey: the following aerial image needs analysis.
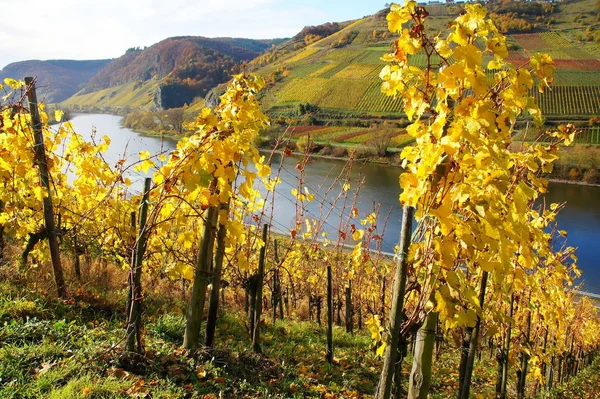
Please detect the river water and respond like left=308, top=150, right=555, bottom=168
left=67, top=114, right=600, bottom=294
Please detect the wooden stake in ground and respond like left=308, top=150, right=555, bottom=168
left=126, top=178, right=151, bottom=353
left=205, top=203, right=229, bottom=348
left=496, top=293, right=514, bottom=399
left=345, top=279, right=353, bottom=334
left=458, top=271, right=489, bottom=399
left=375, top=205, right=414, bottom=399
left=517, top=295, right=532, bottom=399
left=326, top=263, right=333, bottom=363
left=25, top=77, right=66, bottom=299
left=408, top=311, right=439, bottom=399
left=252, top=223, right=269, bottom=353
left=183, top=204, right=218, bottom=350
left=72, top=226, right=81, bottom=280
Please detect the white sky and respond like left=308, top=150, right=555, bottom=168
left=0, top=0, right=383, bottom=68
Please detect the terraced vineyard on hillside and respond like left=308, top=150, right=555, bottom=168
left=255, top=7, right=600, bottom=121
left=286, top=125, right=415, bottom=148
left=516, top=125, right=600, bottom=145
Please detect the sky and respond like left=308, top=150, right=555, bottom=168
left=0, top=0, right=384, bottom=69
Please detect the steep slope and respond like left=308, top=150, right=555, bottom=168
left=250, top=8, right=452, bottom=116
left=0, top=59, right=111, bottom=103
left=67, top=37, right=283, bottom=110
left=251, top=0, right=600, bottom=119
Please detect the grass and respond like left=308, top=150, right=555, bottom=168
left=1, top=259, right=600, bottom=398
left=546, top=357, right=600, bottom=399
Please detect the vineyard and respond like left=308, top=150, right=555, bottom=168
left=253, top=1, right=600, bottom=123
left=3, top=2, right=600, bottom=399
left=517, top=125, right=600, bottom=146
left=355, top=81, right=404, bottom=113
left=282, top=125, right=415, bottom=150
left=529, top=86, right=600, bottom=118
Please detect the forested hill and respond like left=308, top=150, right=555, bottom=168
left=0, top=59, right=111, bottom=103
left=67, top=37, right=284, bottom=109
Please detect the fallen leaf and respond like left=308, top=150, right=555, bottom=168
left=34, top=362, right=57, bottom=377
left=106, top=367, right=131, bottom=379
left=196, top=366, right=207, bottom=378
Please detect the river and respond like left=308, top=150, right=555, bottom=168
left=67, top=114, right=600, bottom=294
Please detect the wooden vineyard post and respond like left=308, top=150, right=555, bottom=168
left=252, top=223, right=269, bottom=354
left=408, top=311, right=439, bottom=399
left=458, top=271, right=489, bottom=399
left=125, top=211, right=136, bottom=325
left=25, top=77, right=66, bottom=299
left=126, top=178, right=151, bottom=353
left=375, top=206, right=414, bottom=399
left=272, top=239, right=280, bottom=324
left=248, top=274, right=258, bottom=337
left=517, top=299, right=532, bottom=399
left=72, top=226, right=82, bottom=280
left=394, top=325, right=409, bottom=399
left=496, top=293, right=515, bottom=399
left=345, top=279, right=353, bottom=334
left=183, top=204, right=218, bottom=350
left=326, top=263, right=333, bottom=363
left=205, top=203, right=229, bottom=348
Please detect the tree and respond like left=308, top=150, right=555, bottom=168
left=164, top=107, right=186, bottom=135
left=368, top=128, right=395, bottom=157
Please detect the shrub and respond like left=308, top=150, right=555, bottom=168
left=369, top=129, right=397, bottom=156
left=318, top=145, right=334, bottom=156
left=569, top=167, right=582, bottom=180
left=296, top=135, right=315, bottom=153
left=583, top=168, right=600, bottom=184
left=0, top=298, right=45, bottom=321
left=330, top=31, right=359, bottom=48
left=353, top=148, right=375, bottom=159
left=550, top=163, right=569, bottom=180
left=331, top=146, right=348, bottom=158
left=301, top=114, right=318, bottom=126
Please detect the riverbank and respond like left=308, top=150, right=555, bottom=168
left=77, top=112, right=600, bottom=187
left=546, top=178, right=600, bottom=187
left=261, top=147, right=600, bottom=187
left=76, top=110, right=600, bottom=186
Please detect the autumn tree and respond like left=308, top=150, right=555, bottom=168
left=164, top=107, right=186, bottom=135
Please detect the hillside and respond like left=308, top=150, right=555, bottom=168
left=251, top=0, right=600, bottom=121
left=65, top=37, right=284, bottom=110
left=60, top=0, right=600, bottom=121
left=0, top=59, right=111, bottom=103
